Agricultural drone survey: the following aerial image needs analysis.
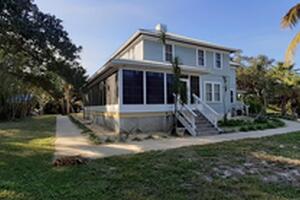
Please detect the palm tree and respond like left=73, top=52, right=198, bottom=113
left=269, top=62, right=295, bottom=116
left=282, top=3, right=300, bottom=65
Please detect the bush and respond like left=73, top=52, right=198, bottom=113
left=239, top=126, right=249, bottom=132
left=255, top=125, right=264, bottom=130
left=44, top=100, right=62, bottom=114
left=247, top=125, right=257, bottom=131
left=218, top=119, right=247, bottom=127
left=267, top=123, right=276, bottom=129
left=254, top=117, right=268, bottom=124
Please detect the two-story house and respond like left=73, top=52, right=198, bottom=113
left=83, top=24, right=240, bottom=136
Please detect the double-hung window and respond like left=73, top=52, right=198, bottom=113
left=205, top=83, right=213, bottom=102
left=215, top=52, right=222, bottom=68
left=214, top=84, right=221, bottom=102
left=197, top=49, right=205, bottom=66
left=165, top=44, right=173, bottom=62
left=205, top=82, right=221, bottom=102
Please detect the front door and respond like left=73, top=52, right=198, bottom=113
left=180, top=79, right=189, bottom=104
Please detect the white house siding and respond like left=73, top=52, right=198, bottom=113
left=119, top=40, right=143, bottom=60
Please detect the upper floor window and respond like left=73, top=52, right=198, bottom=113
left=165, top=44, right=173, bottom=62
left=197, top=49, right=205, bottom=66
left=215, top=52, right=222, bottom=68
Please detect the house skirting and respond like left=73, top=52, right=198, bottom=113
left=84, top=110, right=173, bottom=134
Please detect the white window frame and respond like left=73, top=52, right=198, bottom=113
left=214, top=52, right=223, bottom=69
left=163, top=43, right=175, bottom=62
left=204, top=81, right=222, bottom=103
left=196, top=48, right=206, bottom=67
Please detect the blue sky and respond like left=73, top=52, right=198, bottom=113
left=35, top=0, right=300, bottom=75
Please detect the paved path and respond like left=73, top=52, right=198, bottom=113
left=55, top=115, right=300, bottom=159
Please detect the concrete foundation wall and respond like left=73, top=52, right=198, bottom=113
left=119, top=113, right=173, bottom=133
left=84, top=110, right=120, bottom=132
left=84, top=108, right=173, bottom=134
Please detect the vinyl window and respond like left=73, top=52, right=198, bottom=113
left=205, top=83, right=213, bottom=102
left=197, top=49, right=205, bottom=66
left=205, top=82, right=222, bottom=102
left=215, top=53, right=222, bottom=68
left=165, top=44, right=173, bottom=62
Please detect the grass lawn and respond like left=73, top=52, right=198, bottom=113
left=1, top=116, right=300, bottom=199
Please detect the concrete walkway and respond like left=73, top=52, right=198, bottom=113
left=55, top=115, right=300, bottom=159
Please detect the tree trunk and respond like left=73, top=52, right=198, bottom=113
left=280, top=96, right=287, bottom=116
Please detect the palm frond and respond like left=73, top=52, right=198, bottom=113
left=282, top=3, right=300, bottom=28
left=285, top=32, right=300, bottom=65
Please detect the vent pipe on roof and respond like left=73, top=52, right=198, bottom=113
left=155, top=23, right=167, bottom=33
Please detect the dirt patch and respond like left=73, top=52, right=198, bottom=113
left=206, top=154, right=300, bottom=186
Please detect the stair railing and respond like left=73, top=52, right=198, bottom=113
left=192, top=94, right=221, bottom=128
left=173, top=94, right=197, bottom=136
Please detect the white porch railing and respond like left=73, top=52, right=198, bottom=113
left=174, top=94, right=197, bottom=136
left=233, top=101, right=249, bottom=116
left=192, top=94, right=222, bottom=129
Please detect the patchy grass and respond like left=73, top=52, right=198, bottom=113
left=1, top=116, right=300, bottom=199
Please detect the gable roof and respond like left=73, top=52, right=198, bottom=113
left=139, top=28, right=239, bottom=53
left=87, top=28, right=239, bottom=84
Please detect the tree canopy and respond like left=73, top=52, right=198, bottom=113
left=0, top=0, right=87, bottom=120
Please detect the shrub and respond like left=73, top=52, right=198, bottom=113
left=266, top=122, right=276, bottom=129
left=255, top=125, right=264, bottom=130
left=218, top=119, right=247, bottom=127
left=239, top=126, right=249, bottom=132
left=44, top=100, right=62, bottom=114
left=254, top=117, right=268, bottom=124
left=247, top=125, right=257, bottom=131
